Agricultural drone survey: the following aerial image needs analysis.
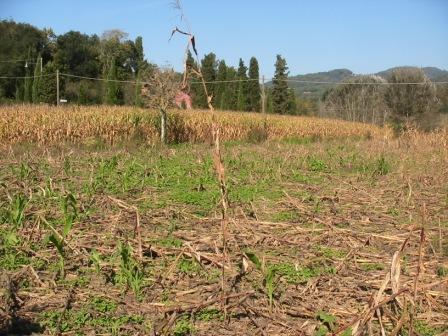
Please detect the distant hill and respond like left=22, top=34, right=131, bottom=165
left=376, top=66, right=448, bottom=81
left=268, top=66, right=448, bottom=100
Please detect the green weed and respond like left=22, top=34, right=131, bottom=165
left=177, top=257, right=202, bottom=275
left=196, top=308, right=223, bottom=322
left=436, top=265, right=448, bottom=277
left=360, top=262, right=385, bottom=271
left=173, top=315, right=195, bottom=336
left=117, top=242, right=145, bottom=300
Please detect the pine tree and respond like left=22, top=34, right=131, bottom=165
left=32, top=55, right=42, bottom=103
left=247, top=57, right=261, bottom=112
left=105, top=58, right=120, bottom=105
left=271, top=55, right=290, bottom=114
left=37, top=61, right=57, bottom=104
left=236, top=58, right=248, bottom=111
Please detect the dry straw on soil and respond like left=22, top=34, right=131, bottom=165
left=0, top=105, right=389, bottom=145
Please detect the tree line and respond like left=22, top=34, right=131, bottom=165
left=0, top=19, right=301, bottom=115
left=1, top=19, right=446, bottom=129
left=321, top=68, right=447, bottom=130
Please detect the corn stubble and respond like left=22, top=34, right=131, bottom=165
left=0, top=105, right=389, bottom=145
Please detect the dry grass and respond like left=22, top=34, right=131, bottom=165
left=0, top=105, right=388, bottom=145
left=0, top=128, right=447, bottom=335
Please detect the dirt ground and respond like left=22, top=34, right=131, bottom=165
left=1, top=133, right=447, bottom=335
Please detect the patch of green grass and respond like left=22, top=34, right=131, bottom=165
left=0, top=249, right=31, bottom=270
left=360, top=262, right=385, bottom=272
left=307, top=157, right=328, bottom=172
left=401, top=320, right=447, bottom=336
left=156, top=236, right=183, bottom=248
left=436, top=265, right=448, bottom=277
left=271, top=210, right=299, bottom=222
left=177, top=257, right=202, bottom=275
left=373, top=155, right=391, bottom=176
left=173, top=315, right=195, bottom=336
left=40, top=307, right=144, bottom=336
left=196, top=308, right=223, bottom=322
left=90, top=296, right=117, bottom=313
left=387, top=208, right=400, bottom=217
left=282, top=136, right=319, bottom=145
left=314, top=246, right=345, bottom=259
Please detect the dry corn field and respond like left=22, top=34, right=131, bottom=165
left=0, top=104, right=447, bottom=336
left=0, top=105, right=388, bottom=146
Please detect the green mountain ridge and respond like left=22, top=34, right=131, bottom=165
left=268, top=66, right=448, bottom=100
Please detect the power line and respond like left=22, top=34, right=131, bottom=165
left=284, top=79, right=448, bottom=85
left=59, top=73, right=146, bottom=85
left=2, top=71, right=447, bottom=85
left=0, top=73, right=54, bottom=79
left=191, top=78, right=260, bottom=84
left=0, top=59, right=37, bottom=63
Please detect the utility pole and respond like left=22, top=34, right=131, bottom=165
left=261, top=75, right=266, bottom=114
left=40, top=57, right=43, bottom=73
left=56, top=69, right=60, bottom=106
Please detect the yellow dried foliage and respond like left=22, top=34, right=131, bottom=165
left=0, top=104, right=391, bottom=145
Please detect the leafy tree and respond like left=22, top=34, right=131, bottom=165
left=37, top=61, right=57, bottom=104
left=0, top=20, right=48, bottom=99
left=322, top=75, right=388, bottom=124
left=385, top=68, right=437, bottom=130
left=141, top=68, right=181, bottom=143
left=247, top=57, right=261, bottom=112
left=236, top=58, right=248, bottom=111
left=271, top=55, right=290, bottom=114
left=54, top=31, right=101, bottom=77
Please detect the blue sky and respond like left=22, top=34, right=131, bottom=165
left=1, top=0, right=447, bottom=77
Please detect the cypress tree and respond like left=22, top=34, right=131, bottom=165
left=134, top=36, right=144, bottom=73
left=37, top=61, right=57, bottom=104
left=215, top=60, right=227, bottom=110
left=78, top=81, right=89, bottom=105
left=32, top=55, right=42, bottom=103
left=24, top=68, right=32, bottom=103
left=134, top=72, right=143, bottom=107
left=186, top=50, right=201, bottom=108
left=271, top=55, right=289, bottom=114
left=105, top=59, right=120, bottom=105
left=247, top=57, right=261, bottom=112
left=199, top=53, right=217, bottom=108
left=236, top=58, right=247, bottom=111
left=287, top=88, right=297, bottom=115
left=15, top=84, right=22, bottom=102
left=224, top=67, right=238, bottom=110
